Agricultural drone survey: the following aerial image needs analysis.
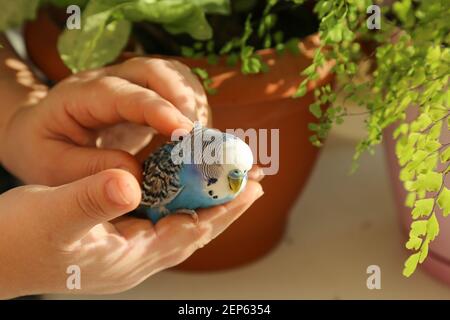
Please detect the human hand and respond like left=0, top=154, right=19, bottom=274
left=0, top=57, right=210, bottom=185
left=0, top=169, right=263, bottom=299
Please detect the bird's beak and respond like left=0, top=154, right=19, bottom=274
left=228, top=176, right=244, bottom=194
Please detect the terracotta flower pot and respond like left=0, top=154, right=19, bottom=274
left=384, top=110, right=450, bottom=284
left=24, top=9, right=334, bottom=271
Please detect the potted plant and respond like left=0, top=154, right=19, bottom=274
left=1, top=0, right=448, bottom=279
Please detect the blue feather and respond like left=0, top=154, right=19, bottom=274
left=145, top=163, right=234, bottom=223
left=140, top=125, right=252, bottom=224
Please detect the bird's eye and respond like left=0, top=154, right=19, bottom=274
left=228, top=169, right=243, bottom=179
left=229, top=169, right=242, bottom=178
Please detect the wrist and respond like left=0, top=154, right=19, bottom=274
left=0, top=86, right=46, bottom=167
left=0, top=101, right=26, bottom=166
left=0, top=37, right=47, bottom=165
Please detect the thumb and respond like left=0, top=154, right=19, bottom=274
left=42, top=169, right=141, bottom=241
left=48, top=143, right=143, bottom=185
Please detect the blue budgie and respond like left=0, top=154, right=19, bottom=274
left=140, top=124, right=253, bottom=223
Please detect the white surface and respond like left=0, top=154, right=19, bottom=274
left=45, top=113, right=450, bottom=300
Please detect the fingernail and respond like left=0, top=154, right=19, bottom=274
left=105, top=179, right=134, bottom=206
left=256, top=187, right=264, bottom=199
left=249, top=167, right=265, bottom=181
left=179, top=116, right=194, bottom=130
left=257, top=167, right=265, bottom=179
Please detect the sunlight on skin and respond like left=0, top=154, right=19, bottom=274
left=97, top=57, right=212, bottom=155
left=54, top=179, right=262, bottom=294
left=0, top=55, right=204, bottom=185
left=112, top=180, right=262, bottom=290
left=4, top=58, right=48, bottom=104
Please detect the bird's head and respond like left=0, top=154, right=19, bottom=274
left=215, top=133, right=253, bottom=197
left=186, top=125, right=254, bottom=200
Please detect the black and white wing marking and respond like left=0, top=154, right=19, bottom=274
left=194, top=126, right=224, bottom=185
left=141, top=142, right=183, bottom=208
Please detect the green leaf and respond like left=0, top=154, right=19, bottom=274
left=226, top=53, right=239, bottom=66
left=410, top=220, right=427, bottom=237
left=408, top=172, right=443, bottom=193
left=441, top=146, right=450, bottom=163
left=405, top=236, right=422, bottom=250
left=106, top=0, right=222, bottom=40
left=220, top=41, right=235, bottom=55
left=405, top=192, right=416, bottom=208
left=309, top=102, right=322, bottom=118
left=190, top=0, right=230, bottom=14
left=273, top=31, right=283, bottom=44
left=275, top=43, right=285, bottom=54
left=58, top=5, right=132, bottom=73
left=437, top=188, right=450, bottom=216
left=400, top=167, right=414, bottom=182
left=411, top=199, right=434, bottom=219
left=308, top=123, right=319, bottom=131
left=428, top=121, right=442, bottom=140
left=315, top=0, right=332, bottom=17
left=327, top=26, right=342, bottom=43
left=309, top=134, right=322, bottom=147
left=285, top=38, right=300, bottom=55
left=191, top=67, right=208, bottom=80
left=403, top=252, right=420, bottom=277
left=0, top=0, right=40, bottom=31
left=263, top=34, right=272, bottom=49
left=161, top=5, right=213, bottom=40
left=294, top=80, right=308, bottom=98
left=181, top=46, right=195, bottom=57
left=393, top=0, right=414, bottom=25
left=204, top=83, right=217, bottom=95
left=192, top=67, right=216, bottom=95
left=301, top=65, right=316, bottom=77
left=426, top=213, right=440, bottom=241
left=240, top=46, right=254, bottom=59
left=410, top=114, right=432, bottom=132
left=242, top=55, right=262, bottom=74
left=58, top=0, right=227, bottom=72
left=46, top=0, right=89, bottom=7
left=424, top=140, right=441, bottom=153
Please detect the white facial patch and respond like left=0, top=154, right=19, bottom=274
left=205, top=135, right=253, bottom=199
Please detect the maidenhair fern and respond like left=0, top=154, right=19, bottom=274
left=294, top=0, right=449, bottom=276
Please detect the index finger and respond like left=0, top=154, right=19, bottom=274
left=57, top=75, right=193, bottom=136
left=106, top=58, right=209, bottom=120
